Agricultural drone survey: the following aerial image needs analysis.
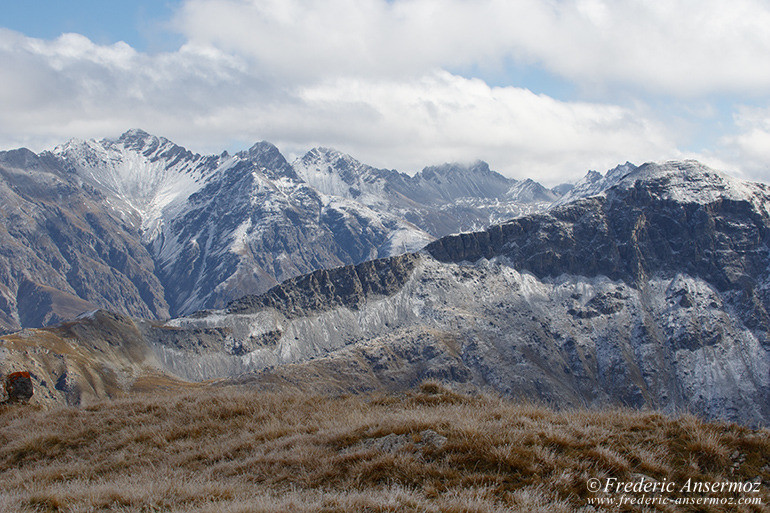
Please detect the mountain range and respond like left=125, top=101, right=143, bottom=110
left=2, top=131, right=768, bottom=425
left=0, top=129, right=563, bottom=333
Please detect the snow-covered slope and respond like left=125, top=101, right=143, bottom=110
left=552, top=160, right=770, bottom=213
left=0, top=146, right=169, bottom=332
left=54, top=129, right=227, bottom=242
left=552, top=161, right=637, bottom=206
left=153, top=152, right=434, bottom=316
left=505, top=178, right=560, bottom=203
left=616, top=160, right=770, bottom=206
left=294, top=147, right=404, bottom=206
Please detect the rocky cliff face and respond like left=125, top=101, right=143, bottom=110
left=427, top=161, right=770, bottom=299
left=9, top=160, right=765, bottom=425
left=162, top=161, right=770, bottom=425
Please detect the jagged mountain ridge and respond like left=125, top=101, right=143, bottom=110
left=5, top=160, right=769, bottom=425
left=551, top=161, right=637, bottom=206
left=149, top=142, right=433, bottom=315
left=0, top=129, right=563, bottom=331
left=295, top=148, right=559, bottom=236
left=53, top=129, right=223, bottom=243
left=35, top=130, right=437, bottom=321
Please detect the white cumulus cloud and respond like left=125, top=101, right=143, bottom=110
left=294, top=72, right=678, bottom=181
left=718, top=106, right=770, bottom=180
left=175, top=0, right=770, bottom=96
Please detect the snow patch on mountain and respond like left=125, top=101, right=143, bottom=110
left=550, top=160, right=770, bottom=211
left=294, top=147, right=392, bottom=206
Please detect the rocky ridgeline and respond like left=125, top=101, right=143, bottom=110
left=424, top=163, right=770, bottom=351
left=428, top=170, right=770, bottom=292
left=226, top=253, right=422, bottom=318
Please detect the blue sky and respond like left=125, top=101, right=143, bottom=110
left=1, top=1, right=181, bottom=51
left=1, top=0, right=769, bottom=184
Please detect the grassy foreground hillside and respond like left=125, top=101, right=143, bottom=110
left=0, top=384, right=768, bottom=512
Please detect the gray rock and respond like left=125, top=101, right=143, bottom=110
left=5, top=147, right=769, bottom=429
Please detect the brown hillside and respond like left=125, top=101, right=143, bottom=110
left=0, top=384, right=768, bottom=512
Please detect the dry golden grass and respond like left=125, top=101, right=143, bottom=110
left=0, top=382, right=768, bottom=512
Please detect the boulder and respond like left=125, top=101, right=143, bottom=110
left=4, top=371, right=33, bottom=404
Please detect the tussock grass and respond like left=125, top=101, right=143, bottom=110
left=0, top=382, right=768, bottom=512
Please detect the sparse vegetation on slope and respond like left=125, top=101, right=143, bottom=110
left=0, top=383, right=768, bottom=512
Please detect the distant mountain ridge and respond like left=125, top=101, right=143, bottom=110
left=0, top=129, right=575, bottom=332
left=295, top=148, right=560, bottom=237
left=551, top=161, right=636, bottom=206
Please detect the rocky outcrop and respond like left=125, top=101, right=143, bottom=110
left=2, top=371, right=33, bottom=404
left=425, top=162, right=770, bottom=349
left=427, top=164, right=770, bottom=292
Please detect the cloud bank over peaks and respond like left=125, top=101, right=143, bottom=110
left=0, top=31, right=678, bottom=182
left=296, top=72, right=678, bottom=182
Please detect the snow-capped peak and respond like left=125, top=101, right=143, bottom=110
left=293, top=147, right=390, bottom=202
left=296, top=147, right=369, bottom=182
left=415, top=160, right=493, bottom=181
left=53, top=130, right=226, bottom=240
left=551, top=159, right=769, bottom=210
left=412, top=160, right=514, bottom=202
left=552, top=162, right=637, bottom=206
left=117, top=128, right=166, bottom=147
left=239, top=141, right=298, bottom=181
left=615, top=160, right=769, bottom=206
left=505, top=178, right=559, bottom=203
